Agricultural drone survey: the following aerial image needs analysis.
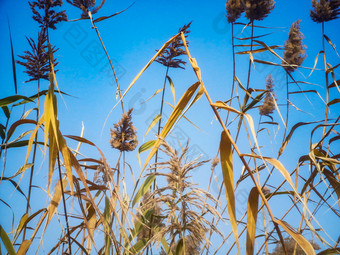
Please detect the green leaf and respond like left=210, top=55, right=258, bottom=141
left=0, top=95, right=34, bottom=108
left=2, top=106, right=10, bottom=118
left=132, top=175, right=155, bottom=207
left=144, top=114, right=161, bottom=138
left=8, top=19, right=17, bottom=94
left=0, top=225, right=16, bottom=255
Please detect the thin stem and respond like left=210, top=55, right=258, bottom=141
left=321, top=21, right=330, bottom=145
left=88, top=11, right=125, bottom=114
left=282, top=72, right=289, bottom=143
left=246, top=21, right=254, bottom=90
left=23, top=79, right=40, bottom=241
left=154, top=66, right=170, bottom=179
left=57, top=153, right=72, bottom=255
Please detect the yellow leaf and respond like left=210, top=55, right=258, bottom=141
left=246, top=187, right=259, bottom=255
left=275, top=220, right=316, bottom=255
left=142, top=81, right=200, bottom=170
left=47, top=177, right=68, bottom=225
left=220, top=130, right=240, bottom=254
left=17, top=240, right=32, bottom=255
left=86, top=203, right=97, bottom=253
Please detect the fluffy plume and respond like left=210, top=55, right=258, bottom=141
left=310, top=0, right=340, bottom=23
left=259, top=74, right=276, bottom=116
left=156, top=22, right=192, bottom=69
left=29, top=0, right=67, bottom=30
left=66, top=0, right=105, bottom=18
left=226, top=0, right=244, bottom=23
left=143, top=140, right=221, bottom=249
left=110, top=109, right=138, bottom=152
left=93, top=158, right=113, bottom=185
left=16, top=30, right=58, bottom=82
left=282, top=20, right=306, bottom=73
left=244, top=0, right=275, bottom=21
left=136, top=191, right=164, bottom=241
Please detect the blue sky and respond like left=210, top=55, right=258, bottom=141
left=1, top=0, right=340, bottom=253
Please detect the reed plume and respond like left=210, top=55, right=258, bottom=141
left=30, top=0, right=67, bottom=30
left=144, top=140, right=220, bottom=251
left=110, top=109, right=138, bottom=152
left=259, top=74, right=276, bottom=116
left=16, top=30, right=58, bottom=82
left=310, top=0, right=340, bottom=23
left=282, top=20, right=306, bottom=73
left=226, top=0, right=244, bottom=23
left=156, top=22, right=192, bottom=69
left=66, top=0, right=105, bottom=18
left=244, top=0, right=275, bottom=21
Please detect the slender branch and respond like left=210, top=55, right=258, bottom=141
left=321, top=21, right=330, bottom=145
left=88, top=11, right=125, bottom=114
left=23, top=79, right=40, bottom=241
left=57, top=153, right=72, bottom=255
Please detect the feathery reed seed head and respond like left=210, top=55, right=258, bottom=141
left=144, top=140, right=220, bottom=248
left=66, top=0, right=106, bottom=18
left=136, top=191, right=164, bottom=241
left=259, top=74, right=276, bottom=116
left=282, top=20, right=306, bottom=73
left=16, top=29, right=59, bottom=82
left=310, top=0, right=340, bottom=23
left=156, top=22, right=192, bottom=69
left=226, top=0, right=244, bottom=23
left=110, top=109, right=138, bottom=152
left=29, top=0, right=67, bottom=30
left=244, top=0, right=275, bottom=21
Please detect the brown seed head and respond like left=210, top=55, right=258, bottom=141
left=156, top=22, right=192, bottom=69
left=226, top=0, right=244, bottom=23
left=244, top=0, right=275, bottom=21
left=16, top=29, right=59, bottom=82
left=310, top=0, right=340, bottom=23
left=110, top=109, right=138, bottom=152
left=29, top=0, right=67, bottom=30
left=259, top=74, right=277, bottom=116
left=282, top=20, right=306, bottom=73
left=66, top=0, right=106, bottom=18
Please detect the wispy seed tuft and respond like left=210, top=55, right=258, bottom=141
left=259, top=74, right=277, bottom=116
left=282, top=20, right=306, bottom=73
left=110, top=109, right=138, bottom=152
left=310, top=0, right=340, bottom=23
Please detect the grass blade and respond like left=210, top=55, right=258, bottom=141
left=220, top=130, right=240, bottom=254
left=275, top=219, right=316, bottom=255
left=0, top=225, right=16, bottom=255
left=246, top=187, right=259, bottom=255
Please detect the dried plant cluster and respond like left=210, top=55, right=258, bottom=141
left=310, top=0, right=340, bottom=23
left=156, top=22, right=192, bottom=69
left=16, top=30, right=58, bottom=82
left=30, top=0, right=67, bottom=30
left=110, top=109, right=138, bottom=152
left=226, top=0, right=275, bottom=22
left=259, top=74, right=276, bottom=116
left=138, top=140, right=220, bottom=252
left=135, top=191, right=164, bottom=241
left=226, top=0, right=244, bottom=23
left=66, top=0, right=105, bottom=18
left=2, top=0, right=340, bottom=254
left=244, top=0, right=275, bottom=21
left=282, top=20, right=306, bottom=73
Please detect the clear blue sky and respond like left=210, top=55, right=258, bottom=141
left=1, top=0, right=339, bottom=253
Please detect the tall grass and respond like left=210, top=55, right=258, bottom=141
left=0, top=0, right=339, bottom=254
